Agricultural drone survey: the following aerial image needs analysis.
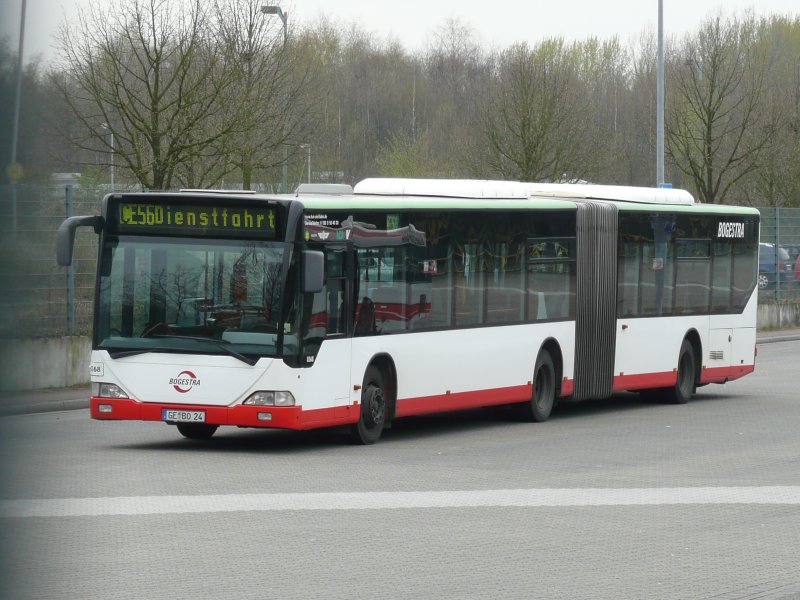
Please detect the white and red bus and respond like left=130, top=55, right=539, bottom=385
left=57, top=179, right=759, bottom=444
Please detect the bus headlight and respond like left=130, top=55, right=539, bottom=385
left=92, top=383, right=129, bottom=399
left=273, top=391, right=295, bottom=406
left=243, top=391, right=295, bottom=406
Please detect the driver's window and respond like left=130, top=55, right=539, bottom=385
left=302, top=249, right=347, bottom=342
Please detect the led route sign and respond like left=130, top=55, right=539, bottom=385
left=115, top=202, right=277, bottom=237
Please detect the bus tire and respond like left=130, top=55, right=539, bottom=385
left=176, top=423, right=218, bottom=439
left=350, top=365, right=387, bottom=445
left=520, top=350, right=555, bottom=422
left=664, top=339, right=696, bottom=404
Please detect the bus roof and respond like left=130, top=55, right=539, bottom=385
left=354, top=178, right=531, bottom=199
left=160, top=179, right=759, bottom=216
left=354, top=178, right=697, bottom=205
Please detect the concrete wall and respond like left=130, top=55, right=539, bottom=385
left=0, top=304, right=798, bottom=392
left=757, top=302, right=800, bottom=330
left=0, top=336, right=91, bottom=392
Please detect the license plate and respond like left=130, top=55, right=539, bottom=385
left=162, top=409, right=205, bottom=423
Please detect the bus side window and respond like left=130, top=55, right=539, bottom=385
left=526, top=237, right=575, bottom=321
left=326, top=279, right=345, bottom=335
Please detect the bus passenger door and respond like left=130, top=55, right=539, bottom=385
left=300, top=246, right=353, bottom=416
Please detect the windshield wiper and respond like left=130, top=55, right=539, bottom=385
left=107, top=349, right=150, bottom=359
left=149, top=334, right=259, bottom=366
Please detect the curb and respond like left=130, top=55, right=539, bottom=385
left=756, top=334, right=800, bottom=344
left=0, top=398, right=90, bottom=417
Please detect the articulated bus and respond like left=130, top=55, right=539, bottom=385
left=57, top=179, right=759, bottom=444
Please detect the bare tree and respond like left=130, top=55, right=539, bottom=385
left=666, top=14, right=772, bottom=203
left=375, top=131, right=454, bottom=178
left=53, top=0, right=240, bottom=190
left=572, top=36, right=630, bottom=184
left=211, top=0, right=316, bottom=190
left=423, top=19, right=491, bottom=178
left=484, top=40, right=596, bottom=182
left=742, top=15, right=800, bottom=207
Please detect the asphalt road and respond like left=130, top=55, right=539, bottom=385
left=1, top=340, right=799, bottom=600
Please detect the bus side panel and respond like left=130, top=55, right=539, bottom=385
left=298, top=338, right=354, bottom=422
left=613, top=316, right=710, bottom=391
left=729, top=326, right=756, bottom=380
left=706, top=291, right=757, bottom=383
left=350, top=322, right=575, bottom=418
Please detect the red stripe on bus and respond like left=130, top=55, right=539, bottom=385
left=613, top=371, right=677, bottom=392
left=394, top=384, right=532, bottom=418
left=700, top=364, right=755, bottom=384
left=612, top=364, right=755, bottom=391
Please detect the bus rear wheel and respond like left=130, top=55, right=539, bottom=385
left=350, top=366, right=387, bottom=445
left=664, top=340, right=696, bottom=404
left=519, top=350, right=555, bottom=422
left=642, top=339, right=696, bottom=404
left=176, top=423, right=218, bottom=439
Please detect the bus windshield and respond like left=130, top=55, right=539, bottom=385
left=96, top=236, right=293, bottom=360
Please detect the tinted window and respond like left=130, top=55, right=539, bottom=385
left=618, top=212, right=757, bottom=317
left=316, top=209, right=577, bottom=333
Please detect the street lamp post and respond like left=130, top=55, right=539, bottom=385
left=100, top=123, right=115, bottom=189
left=656, top=0, right=665, bottom=187
left=261, top=5, right=289, bottom=191
left=260, top=5, right=287, bottom=44
left=300, top=144, right=311, bottom=183
left=9, top=0, right=27, bottom=238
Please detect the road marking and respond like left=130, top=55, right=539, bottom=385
left=2, top=487, right=800, bottom=518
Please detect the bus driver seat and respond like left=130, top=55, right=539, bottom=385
left=355, top=297, right=376, bottom=335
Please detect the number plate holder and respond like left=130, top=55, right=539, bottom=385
left=162, top=409, right=205, bottom=423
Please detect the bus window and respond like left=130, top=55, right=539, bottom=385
left=674, top=238, right=711, bottom=314
left=356, top=247, right=416, bottom=335
left=454, top=243, right=484, bottom=326
left=711, top=241, right=733, bottom=312
left=731, top=240, right=757, bottom=310
left=617, top=238, right=641, bottom=317
left=486, top=242, right=525, bottom=324
left=526, top=237, right=575, bottom=320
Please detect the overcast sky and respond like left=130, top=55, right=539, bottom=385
left=2, top=0, right=799, bottom=65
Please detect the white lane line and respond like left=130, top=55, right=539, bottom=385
left=2, top=487, right=800, bottom=518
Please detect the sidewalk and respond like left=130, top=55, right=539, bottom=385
left=2, top=328, right=799, bottom=417
left=0, top=385, right=92, bottom=417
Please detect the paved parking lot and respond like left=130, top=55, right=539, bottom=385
left=1, top=339, right=799, bottom=599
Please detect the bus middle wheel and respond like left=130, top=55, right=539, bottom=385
left=520, top=349, right=555, bottom=422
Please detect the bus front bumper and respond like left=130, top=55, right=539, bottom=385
left=90, top=397, right=310, bottom=429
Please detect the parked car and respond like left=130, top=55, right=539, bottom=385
left=784, top=243, right=800, bottom=270
left=758, top=243, right=794, bottom=290
left=796, top=248, right=800, bottom=283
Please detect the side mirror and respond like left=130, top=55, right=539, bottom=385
left=300, top=250, right=324, bottom=293
left=57, top=215, right=103, bottom=266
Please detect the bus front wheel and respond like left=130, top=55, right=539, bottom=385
left=520, top=350, right=555, bottom=422
left=350, top=365, right=387, bottom=445
left=176, top=423, right=218, bottom=439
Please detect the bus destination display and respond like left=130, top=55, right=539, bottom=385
left=116, top=202, right=276, bottom=237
